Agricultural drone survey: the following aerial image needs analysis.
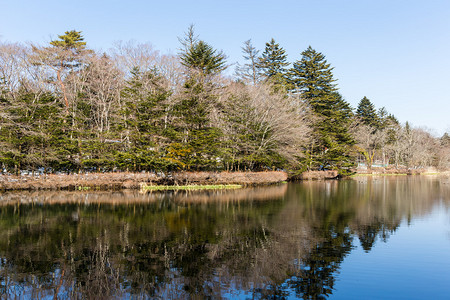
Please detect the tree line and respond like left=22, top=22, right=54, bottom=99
left=0, top=28, right=448, bottom=175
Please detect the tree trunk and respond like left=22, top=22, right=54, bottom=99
left=56, top=68, right=69, bottom=114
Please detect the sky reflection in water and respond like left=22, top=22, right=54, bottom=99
left=0, top=176, right=448, bottom=299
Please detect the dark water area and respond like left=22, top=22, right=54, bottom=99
left=0, top=176, right=449, bottom=299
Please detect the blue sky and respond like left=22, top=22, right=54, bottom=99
left=1, top=0, right=449, bottom=135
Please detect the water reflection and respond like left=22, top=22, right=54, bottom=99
left=0, top=176, right=448, bottom=299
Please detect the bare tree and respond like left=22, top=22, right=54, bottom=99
left=79, top=54, right=124, bottom=136
left=235, top=39, right=261, bottom=85
left=437, top=132, right=450, bottom=170
left=158, top=54, right=184, bottom=92
left=384, top=124, right=439, bottom=169
left=220, top=82, right=311, bottom=169
left=408, top=127, right=438, bottom=168
left=350, top=122, right=386, bottom=170
left=109, top=40, right=160, bottom=77
left=177, top=24, right=198, bottom=56
left=109, top=42, right=183, bottom=133
left=0, top=42, right=28, bottom=100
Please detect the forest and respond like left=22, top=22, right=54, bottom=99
left=0, top=28, right=449, bottom=175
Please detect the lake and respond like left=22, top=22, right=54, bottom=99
left=0, top=176, right=449, bottom=299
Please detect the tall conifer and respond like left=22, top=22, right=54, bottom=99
left=291, top=46, right=355, bottom=174
left=356, top=97, right=379, bottom=128
left=257, top=38, right=289, bottom=88
left=176, top=30, right=227, bottom=169
left=290, top=46, right=336, bottom=103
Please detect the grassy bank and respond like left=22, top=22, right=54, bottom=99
left=0, top=171, right=287, bottom=191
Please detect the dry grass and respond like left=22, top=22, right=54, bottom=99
left=0, top=172, right=158, bottom=191
left=0, top=171, right=288, bottom=191
left=172, top=171, right=288, bottom=185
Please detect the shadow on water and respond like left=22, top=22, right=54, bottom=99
left=0, top=176, right=448, bottom=299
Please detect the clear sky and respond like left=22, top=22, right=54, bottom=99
left=1, top=0, right=449, bottom=135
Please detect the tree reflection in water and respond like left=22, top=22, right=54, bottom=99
left=0, top=176, right=448, bottom=299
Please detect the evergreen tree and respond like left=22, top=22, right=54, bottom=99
left=378, top=107, right=388, bottom=120
left=115, top=68, right=174, bottom=171
left=50, top=30, right=86, bottom=50
left=32, top=30, right=90, bottom=113
left=356, top=97, right=379, bottom=128
left=377, top=107, right=389, bottom=129
left=176, top=31, right=227, bottom=170
left=386, top=114, right=399, bottom=125
left=441, top=132, right=450, bottom=146
left=290, top=46, right=336, bottom=102
left=173, top=75, right=223, bottom=170
left=292, top=46, right=355, bottom=174
left=0, top=88, right=67, bottom=173
left=377, top=107, right=399, bottom=130
left=178, top=36, right=226, bottom=131
left=180, top=40, right=226, bottom=76
left=257, top=38, right=289, bottom=88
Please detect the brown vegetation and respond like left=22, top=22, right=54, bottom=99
left=171, top=171, right=287, bottom=185
left=0, top=171, right=288, bottom=191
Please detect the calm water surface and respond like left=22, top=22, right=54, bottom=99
left=0, top=176, right=449, bottom=299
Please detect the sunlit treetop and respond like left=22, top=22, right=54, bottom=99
left=50, top=30, right=86, bottom=50
left=181, top=40, right=227, bottom=75
left=257, top=38, right=289, bottom=78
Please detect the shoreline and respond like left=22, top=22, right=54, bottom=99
left=1, top=170, right=448, bottom=191
left=0, top=171, right=288, bottom=191
left=350, top=172, right=449, bottom=177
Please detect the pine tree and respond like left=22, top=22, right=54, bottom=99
left=32, top=30, right=90, bottom=113
left=257, top=38, right=289, bottom=88
left=292, top=46, right=355, bottom=174
left=0, top=88, right=67, bottom=174
left=114, top=68, right=173, bottom=171
left=356, top=97, right=379, bottom=128
left=178, top=36, right=226, bottom=131
left=176, top=31, right=227, bottom=170
left=290, top=46, right=336, bottom=103
left=50, top=30, right=86, bottom=50
left=180, top=40, right=226, bottom=76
